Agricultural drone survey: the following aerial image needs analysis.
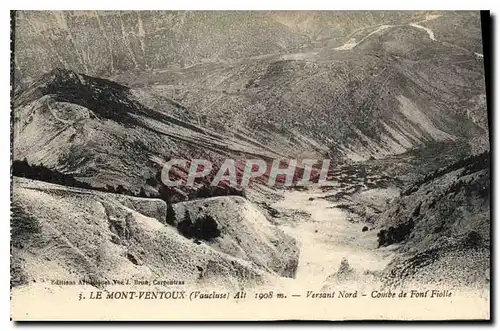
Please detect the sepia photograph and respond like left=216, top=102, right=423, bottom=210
left=9, top=7, right=491, bottom=321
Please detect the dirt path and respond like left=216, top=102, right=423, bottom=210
left=272, top=187, right=395, bottom=288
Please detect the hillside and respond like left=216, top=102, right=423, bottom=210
left=173, top=196, right=299, bottom=278
left=14, top=11, right=488, bottom=165
left=13, top=68, right=280, bottom=196
left=11, top=11, right=490, bottom=320
left=13, top=12, right=488, bottom=191
left=14, top=11, right=428, bottom=82
left=375, top=152, right=490, bottom=289
left=112, top=12, right=488, bottom=160
left=11, top=177, right=299, bottom=294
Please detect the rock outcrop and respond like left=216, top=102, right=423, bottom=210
left=173, top=196, right=299, bottom=278
left=11, top=177, right=272, bottom=292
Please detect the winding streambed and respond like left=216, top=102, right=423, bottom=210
left=272, top=187, right=395, bottom=288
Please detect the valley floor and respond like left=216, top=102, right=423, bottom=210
left=272, top=187, right=394, bottom=286
left=10, top=172, right=490, bottom=320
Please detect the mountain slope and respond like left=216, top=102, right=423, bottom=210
left=173, top=196, right=299, bottom=278
left=118, top=12, right=487, bottom=161
left=13, top=12, right=488, bottom=184
left=12, top=177, right=299, bottom=293
left=14, top=11, right=430, bottom=82
left=13, top=69, right=280, bottom=195
left=11, top=178, right=267, bottom=289
left=375, top=152, right=490, bottom=288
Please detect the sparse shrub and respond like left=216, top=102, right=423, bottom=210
left=11, top=204, right=42, bottom=248
left=433, top=225, right=444, bottom=233
left=428, top=199, right=437, bottom=209
left=377, top=220, right=415, bottom=247
left=12, top=159, right=148, bottom=198
left=189, top=184, right=246, bottom=199
left=165, top=204, right=176, bottom=226
left=463, top=231, right=482, bottom=249
left=115, top=185, right=126, bottom=194
left=245, top=79, right=255, bottom=88
left=138, top=187, right=147, bottom=198
left=146, top=176, right=158, bottom=187
left=403, top=151, right=490, bottom=196
left=412, top=203, right=421, bottom=218
left=177, top=211, right=220, bottom=241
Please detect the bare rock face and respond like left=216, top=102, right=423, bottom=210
left=173, top=196, right=299, bottom=278
left=11, top=177, right=271, bottom=293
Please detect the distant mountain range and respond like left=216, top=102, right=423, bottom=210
left=10, top=12, right=491, bottom=317
left=13, top=11, right=488, bottom=195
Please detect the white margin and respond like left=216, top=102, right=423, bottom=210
left=1, top=1, right=498, bottom=330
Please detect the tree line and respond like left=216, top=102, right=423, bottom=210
left=12, top=159, right=150, bottom=198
